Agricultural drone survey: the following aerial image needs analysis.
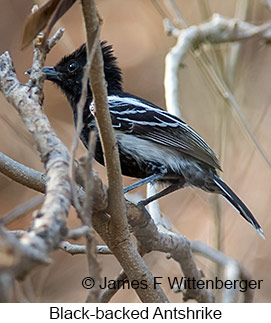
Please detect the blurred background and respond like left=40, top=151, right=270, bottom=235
left=0, top=0, right=270, bottom=302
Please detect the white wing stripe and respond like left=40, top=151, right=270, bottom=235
left=88, top=95, right=219, bottom=167
left=116, top=117, right=179, bottom=127
left=107, top=95, right=185, bottom=125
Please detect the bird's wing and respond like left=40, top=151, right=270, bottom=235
left=106, top=94, right=221, bottom=170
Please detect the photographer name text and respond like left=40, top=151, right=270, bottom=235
left=82, top=276, right=263, bottom=293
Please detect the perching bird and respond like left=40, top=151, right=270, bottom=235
left=38, top=41, right=264, bottom=238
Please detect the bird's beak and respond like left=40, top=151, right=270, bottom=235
left=26, top=66, right=61, bottom=81
left=42, top=66, right=61, bottom=81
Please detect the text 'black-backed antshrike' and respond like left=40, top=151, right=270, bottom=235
left=37, top=42, right=264, bottom=238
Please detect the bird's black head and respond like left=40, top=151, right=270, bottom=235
left=42, top=41, right=123, bottom=108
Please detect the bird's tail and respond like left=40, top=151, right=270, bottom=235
left=213, top=175, right=264, bottom=239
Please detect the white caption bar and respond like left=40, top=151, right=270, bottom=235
left=0, top=303, right=268, bottom=322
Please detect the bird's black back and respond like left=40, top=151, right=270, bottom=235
left=46, top=41, right=221, bottom=175
left=41, top=40, right=264, bottom=237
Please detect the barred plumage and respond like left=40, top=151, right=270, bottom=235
left=40, top=42, right=264, bottom=238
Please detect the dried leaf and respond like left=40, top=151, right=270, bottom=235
left=21, top=0, right=76, bottom=49
left=43, top=0, right=77, bottom=44
left=21, top=0, right=61, bottom=49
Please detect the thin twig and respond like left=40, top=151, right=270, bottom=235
left=69, top=23, right=101, bottom=216
left=0, top=152, right=108, bottom=212
left=81, top=0, right=169, bottom=303
left=213, top=0, right=251, bottom=277
left=82, top=0, right=128, bottom=231
left=0, top=29, right=71, bottom=280
left=146, top=183, right=174, bottom=232
left=66, top=226, right=90, bottom=239
left=163, top=13, right=271, bottom=167
left=59, top=241, right=112, bottom=255
left=99, top=246, right=147, bottom=303
left=1, top=195, right=44, bottom=225
left=80, top=132, right=102, bottom=303
left=100, top=270, right=127, bottom=303
left=80, top=132, right=97, bottom=225
left=127, top=202, right=214, bottom=302
left=1, top=152, right=248, bottom=303
left=0, top=152, right=46, bottom=193
left=191, top=240, right=254, bottom=302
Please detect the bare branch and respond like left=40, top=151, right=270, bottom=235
left=0, top=152, right=108, bottom=213
left=127, top=202, right=214, bottom=302
left=69, top=24, right=101, bottom=215
left=81, top=0, right=128, bottom=232
left=66, top=226, right=90, bottom=240
left=0, top=29, right=71, bottom=279
left=0, top=153, right=214, bottom=302
left=59, top=241, right=111, bottom=255
left=0, top=152, right=46, bottom=193
left=79, top=132, right=102, bottom=303
left=1, top=195, right=44, bottom=225
left=81, top=0, right=169, bottom=303
left=100, top=270, right=127, bottom=303
left=164, top=14, right=271, bottom=115
left=164, top=13, right=271, bottom=167
left=2, top=150, right=252, bottom=303
left=191, top=241, right=254, bottom=302
left=45, top=27, right=65, bottom=53
left=146, top=184, right=174, bottom=232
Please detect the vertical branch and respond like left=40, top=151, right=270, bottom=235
left=0, top=29, right=71, bottom=278
left=80, top=0, right=168, bottom=303
left=78, top=132, right=102, bottom=302
left=69, top=24, right=101, bottom=214
left=215, top=0, right=251, bottom=265
left=80, top=0, right=127, bottom=231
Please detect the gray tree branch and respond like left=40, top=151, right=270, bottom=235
left=164, top=13, right=271, bottom=167
left=0, top=30, right=71, bottom=281
left=0, top=8, right=260, bottom=304
left=1, top=152, right=214, bottom=302
left=80, top=0, right=168, bottom=303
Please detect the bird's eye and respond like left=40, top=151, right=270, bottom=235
left=67, top=61, right=79, bottom=73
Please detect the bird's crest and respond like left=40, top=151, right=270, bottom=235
left=55, top=41, right=123, bottom=92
